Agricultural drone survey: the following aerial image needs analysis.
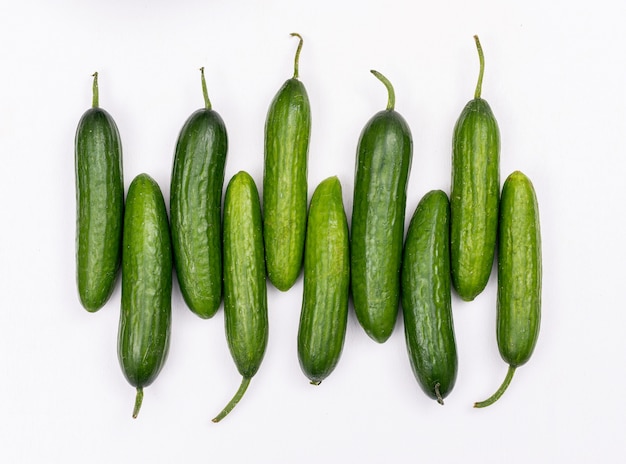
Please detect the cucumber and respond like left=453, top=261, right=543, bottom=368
left=474, top=171, right=541, bottom=408
left=401, top=190, right=457, bottom=404
left=170, top=67, right=227, bottom=319
left=118, top=173, right=172, bottom=418
left=298, top=176, right=350, bottom=385
left=75, top=72, right=124, bottom=312
left=213, top=171, right=268, bottom=423
left=351, top=70, right=413, bottom=343
left=450, top=35, right=500, bottom=301
left=263, top=32, right=311, bottom=291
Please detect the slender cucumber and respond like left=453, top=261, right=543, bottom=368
left=118, top=173, right=172, bottom=418
left=351, top=70, right=413, bottom=343
left=213, top=171, right=268, bottom=423
left=475, top=171, right=541, bottom=408
left=170, top=67, right=227, bottom=319
left=450, top=35, right=500, bottom=301
left=298, top=176, right=350, bottom=385
left=75, top=72, right=124, bottom=312
left=402, top=190, right=457, bottom=404
left=263, top=32, right=311, bottom=291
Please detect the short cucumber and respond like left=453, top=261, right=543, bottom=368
left=213, top=171, right=268, bottom=423
left=401, top=190, right=457, bottom=404
left=351, top=70, right=413, bottom=343
left=298, top=176, right=350, bottom=385
left=75, top=72, right=124, bottom=312
left=450, top=35, right=500, bottom=301
left=170, top=67, right=227, bottom=319
left=475, top=171, right=541, bottom=408
left=263, top=33, right=311, bottom=291
left=118, top=173, right=172, bottom=418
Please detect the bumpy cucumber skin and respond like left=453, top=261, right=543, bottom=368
left=223, top=171, right=268, bottom=379
left=263, top=78, right=311, bottom=291
left=402, top=190, right=457, bottom=403
left=118, top=174, right=172, bottom=391
left=497, top=171, right=541, bottom=367
left=75, top=107, right=124, bottom=312
left=298, top=176, right=350, bottom=384
left=351, top=109, right=413, bottom=343
left=450, top=98, right=500, bottom=301
left=170, top=109, right=227, bottom=319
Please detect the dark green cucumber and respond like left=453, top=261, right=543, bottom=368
left=450, top=35, right=500, bottom=301
left=401, top=190, right=457, bottom=404
left=263, top=32, right=311, bottom=291
left=298, top=176, right=350, bottom=385
left=475, top=171, right=541, bottom=408
left=170, top=67, right=227, bottom=319
left=118, top=173, right=172, bottom=418
left=75, top=72, right=124, bottom=312
left=351, top=70, right=413, bottom=343
left=213, top=171, right=268, bottom=423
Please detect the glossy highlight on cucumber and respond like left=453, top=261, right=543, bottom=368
left=450, top=35, right=500, bottom=301
left=75, top=72, right=124, bottom=312
left=170, top=67, right=227, bottom=319
left=401, top=190, right=457, bottom=404
left=213, top=171, right=268, bottom=423
left=298, top=176, right=350, bottom=385
left=351, top=70, right=413, bottom=343
left=474, top=171, right=541, bottom=408
left=263, top=32, right=311, bottom=291
left=118, top=174, right=172, bottom=418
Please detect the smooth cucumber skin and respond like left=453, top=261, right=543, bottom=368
left=223, top=171, right=268, bottom=378
left=450, top=98, right=500, bottom=301
left=75, top=107, right=124, bottom=312
left=263, top=78, right=311, bottom=291
left=497, top=171, right=541, bottom=367
left=298, top=176, right=350, bottom=384
left=401, top=190, right=457, bottom=402
left=118, top=174, right=172, bottom=389
left=351, top=109, right=413, bottom=343
left=170, top=109, right=227, bottom=319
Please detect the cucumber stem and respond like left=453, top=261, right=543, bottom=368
left=91, top=72, right=99, bottom=108
left=200, top=67, right=212, bottom=110
left=473, top=35, right=485, bottom=99
left=290, top=32, right=304, bottom=79
left=370, top=70, right=396, bottom=111
left=132, top=387, right=144, bottom=419
left=434, top=383, right=444, bottom=405
left=212, top=377, right=252, bottom=423
left=474, top=365, right=516, bottom=408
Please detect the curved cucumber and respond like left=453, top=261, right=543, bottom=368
left=351, top=70, right=413, bottom=343
left=401, top=190, right=457, bottom=404
left=118, top=174, right=172, bottom=418
left=213, top=171, right=268, bottom=423
left=298, top=176, right=350, bottom=385
left=475, top=171, right=541, bottom=408
left=170, top=68, right=227, bottom=319
left=263, top=33, right=311, bottom=291
left=450, top=35, right=500, bottom=301
left=75, top=72, right=124, bottom=311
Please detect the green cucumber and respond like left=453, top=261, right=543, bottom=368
left=118, top=173, right=172, bottom=418
left=298, top=176, right=350, bottom=385
left=263, top=32, right=311, bottom=291
left=213, top=171, right=268, bottom=423
left=351, top=70, right=413, bottom=343
left=401, top=190, right=457, bottom=404
left=75, top=72, right=124, bottom=312
left=170, top=67, right=228, bottom=319
left=450, top=35, right=500, bottom=301
left=475, top=171, right=541, bottom=408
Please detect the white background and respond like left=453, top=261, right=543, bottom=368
left=1, top=0, right=624, bottom=462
